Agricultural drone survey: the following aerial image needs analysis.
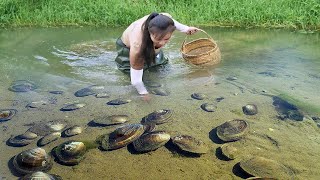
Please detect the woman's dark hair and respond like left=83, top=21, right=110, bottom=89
left=139, top=12, right=175, bottom=66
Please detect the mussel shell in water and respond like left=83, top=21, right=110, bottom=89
left=20, top=171, right=62, bottom=180
left=191, top=93, right=206, bottom=100
left=200, top=103, right=216, bottom=112
left=239, top=156, right=294, bottom=179
left=13, top=148, right=53, bottom=175
left=27, top=120, right=67, bottom=136
left=106, top=98, right=131, bottom=105
left=60, top=103, right=86, bottom=111
left=220, top=144, right=238, bottom=160
left=37, top=132, right=61, bottom=147
left=49, top=90, right=64, bottom=95
left=141, top=109, right=173, bottom=125
left=54, top=141, right=87, bottom=165
left=63, top=125, right=84, bottom=137
left=8, top=132, right=37, bottom=147
left=92, top=115, right=129, bottom=126
left=242, top=104, right=258, bottom=115
left=143, top=123, right=156, bottom=133
left=216, top=119, right=249, bottom=142
left=133, top=131, right=170, bottom=152
left=74, top=85, right=104, bottom=97
left=150, top=88, right=170, bottom=96
left=99, top=123, right=145, bottom=150
left=0, top=109, right=17, bottom=122
left=8, top=80, right=37, bottom=92
left=171, top=135, right=208, bottom=154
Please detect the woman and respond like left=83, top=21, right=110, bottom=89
left=115, top=12, right=199, bottom=95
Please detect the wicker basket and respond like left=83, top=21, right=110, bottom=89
left=181, top=29, right=221, bottom=65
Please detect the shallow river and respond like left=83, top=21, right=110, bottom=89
left=0, top=27, right=319, bottom=180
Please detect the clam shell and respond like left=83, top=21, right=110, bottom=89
left=95, top=93, right=109, bottom=98
left=216, top=119, right=249, bottom=142
left=54, top=141, right=87, bottom=165
left=63, top=125, right=84, bottom=137
left=150, top=88, right=169, bottom=96
left=171, top=135, right=208, bottom=154
left=220, top=144, right=238, bottom=160
left=99, top=123, right=145, bottom=150
left=133, top=131, right=170, bottom=152
left=141, top=109, right=173, bottom=125
left=49, top=90, right=64, bottom=95
left=0, top=109, right=17, bottom=122
left=20, top=171, right=62, bottom=180
left=60, top=103, right=86, bottom=111
left=200, top=103, right=216, bottom=112
left=13, top=148, right=52, bottom=175
left=27, top=120, right=67, bottom=136
left=26, top=101, right=47, bottom=108
left=242, top=104, right=258, bottom=115
left=143, top=123, right=156, bottom=133
left=8, top=80, right=37, bottom=92
left=93, top=115, right=129, bottom=126
left=106, top=98, right=131, bottom=105
left=37, top=132, right=61, bottom=147
left=239, top=156, right=294, bottom=179
left=191, top=93, right=206, bottom=100
left=74, top=85, right=104, bottom=97
left=8, top=132, right=38, bottom=147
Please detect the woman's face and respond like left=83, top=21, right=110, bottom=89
left=150, top=32, right=172, bottom=49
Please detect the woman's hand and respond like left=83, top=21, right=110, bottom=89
left=186, top=27, right=200, bottom=35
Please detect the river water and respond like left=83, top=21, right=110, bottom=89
left=0, top=27, right=319, bottom=180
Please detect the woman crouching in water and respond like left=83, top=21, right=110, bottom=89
left=115, top=12, right=199, bottom=98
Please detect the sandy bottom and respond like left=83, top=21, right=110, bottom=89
left=1, top=72, right=319, bottom=180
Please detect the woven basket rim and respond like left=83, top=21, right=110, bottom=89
left=181, top=38, right=218, bottom=57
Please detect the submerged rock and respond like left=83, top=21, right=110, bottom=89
left=272, top=96, right=304, bottom=121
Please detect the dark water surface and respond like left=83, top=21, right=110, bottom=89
left=0, top=27, right=320, bottom=179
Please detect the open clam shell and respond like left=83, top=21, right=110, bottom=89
left=141, top=109, right=173, bottom=125
left=12, top=148, right=53, bottom=175
left=216, top=119, right=249, bottom=142
left=54, top=141, right=87, bottom=165
left=133, top=131, right=170, bottom=152
left=98, top=123, right=145, bottom=150
left=171, top=135, right=208, bottom=154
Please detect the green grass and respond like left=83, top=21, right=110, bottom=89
left=0, top=0, right=319, bottom=30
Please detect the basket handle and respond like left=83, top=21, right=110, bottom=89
left=182, top=29, right=213, bottom=47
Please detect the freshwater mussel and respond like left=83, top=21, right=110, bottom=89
left=107, top=98, right=131, bottom=105
left=8, top=80, right=37, bottom=92
left=242, top=104, right=258, bottom=115
left=8, top=131, right=38, bottom=147
left=216, top=119, right=249, bottom=142
left=12, top=148, right=53, bottom=175
left=53, top=141, right=87, bottom=165
left=98, top=123, right=145, bottom=150
left=133, top=131, right=170, bottom=152
left=20, top=171, right=62, bottom=180
left=171, top=135, right=208, bottom=154
left=239, top=156, right=294, bottom=179
left=200, top=103, right=216, bottom=112
left=60, top=102, right=86, bottom=111
left=27, top=120, right=67, bottom=136
left=141, top=109, right=173, bottom=125
left=150, top=88, right=170, bottom=96
left=92, top=115, right=129, bottom=126
left=191, top=93, right=206, bottom=100
left=37, top=132, right=61, bottom=147
left=63, top=125, right=84, bottom=137
left=0, top=109, right=17, bottom=122
left=74, top=85, right=105, bottom=97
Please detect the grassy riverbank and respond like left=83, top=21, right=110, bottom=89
left=0, top=0, right=319, bottom=30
